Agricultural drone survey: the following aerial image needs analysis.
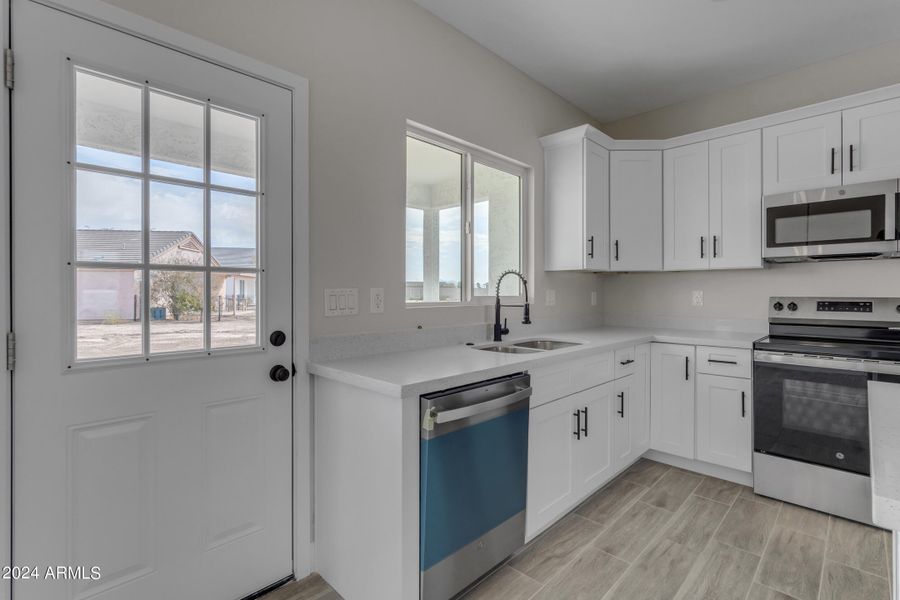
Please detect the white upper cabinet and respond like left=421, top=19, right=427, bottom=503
left=709, top=131, right=762, bottom=269
left=544, top=137, right=609, bottom=271
left=843, top=97, right=900, bottom=185
left=664, top=141, right=709, bottom=270
left=762, top=112, right=842, bottom=195
left=609, top=151, right=663, bottom=271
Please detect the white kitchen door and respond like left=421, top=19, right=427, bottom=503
left=11, top=1, right=294, bottom=599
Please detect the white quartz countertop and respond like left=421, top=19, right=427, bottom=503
left=308, top=326, right=762, bottom=398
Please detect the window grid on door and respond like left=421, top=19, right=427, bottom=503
left=70, top=66, right=264, bottom=364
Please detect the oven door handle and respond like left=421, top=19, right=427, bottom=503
left=754, top=350, right=900, bottom=376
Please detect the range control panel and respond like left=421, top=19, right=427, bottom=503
left=770, top=297, right=900, bottom=322
left=816, top=301, right=873, bottom=313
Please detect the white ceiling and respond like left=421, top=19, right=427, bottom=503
left=414, top=0, right=900, bottom=123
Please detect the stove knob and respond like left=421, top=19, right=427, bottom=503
left=788, top=302, right=798, bottom=312
left=773, top=302, right=784, bottom=311
left=896, top=304, right=900, bottom=313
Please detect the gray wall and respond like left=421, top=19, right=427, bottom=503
left=599, top=39, right=900, bottom=328
left=103, top=0, right=604, bottom=337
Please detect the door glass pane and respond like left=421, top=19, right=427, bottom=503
left=405, top=136, right=462, bottom=303
left=149, top=91, right=204, bottom=181
left=472, top=162, right=521, bottom=297
left=149, top=270, right=204, bottom=353
left=211, top=274, right=257, bottom=348
left=76, top=170, right=143, bottom=262
left=210, top=108, right=257, bottom=190
left=211, top=191, right=257, bottom=268
left=149, top=182, right=205, bottom=265
left=76, top=268, right=143, bottom=359
left=75, top=70, right=142, bottom=172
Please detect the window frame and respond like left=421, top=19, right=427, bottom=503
left=405, top=122, right=530, bottom=307
left=65, top=63, right=267, bottom=369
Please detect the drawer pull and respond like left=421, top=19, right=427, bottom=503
left=708, top=358, right=738, bottom=365
left=619, top=359, right=635, bottom=366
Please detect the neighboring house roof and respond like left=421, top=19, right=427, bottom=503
left=211, top=247, right=256, bottom=268
left=77, top=230, right=255, bottom=269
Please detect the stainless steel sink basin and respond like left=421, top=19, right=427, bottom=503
left=512, top=339, right=582, bottom=351
left=476, top=344, right=542, bottom=354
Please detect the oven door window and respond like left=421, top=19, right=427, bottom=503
left=754, top=361, right=870, bottom=475
left=766, top=194, right=886, bottom=248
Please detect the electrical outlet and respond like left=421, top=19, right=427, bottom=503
left=370, top=288, right=384, bottom=314
left=546, top=289, right=556, bottom=307
left=591, top=291, right=598, bottom=306
left=324, top=288, right=359, bottom=316
left=692, top=290, right=704, bottom=307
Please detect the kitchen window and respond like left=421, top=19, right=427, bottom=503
left=405, top=124, right=528, bottom=304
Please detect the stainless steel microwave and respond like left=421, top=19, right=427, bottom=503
left=763, top=180, right=899, bottom=262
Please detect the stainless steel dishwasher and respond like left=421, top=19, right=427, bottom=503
left=419, top=372, right=531, bottom=600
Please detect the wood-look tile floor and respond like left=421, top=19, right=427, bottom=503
left=264, top=459, right=894, bottom=600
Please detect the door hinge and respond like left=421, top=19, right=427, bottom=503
left=6, top=331, right=15, bottom=372
left=4, top=49, right=13, bottom=90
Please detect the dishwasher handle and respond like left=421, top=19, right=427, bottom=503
left=433, top=387, right=531, bottom=425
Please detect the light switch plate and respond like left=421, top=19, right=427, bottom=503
left=370, top=288, right=384, bottom=314
left=325, top=288, right=359, bottom=316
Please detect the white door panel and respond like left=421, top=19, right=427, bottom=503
left=584, top=140, right=610, bottom=271
left=696, top=374, right=752, bottom=472
left=763, top=112, right=842, bottom=194
left=12, top=3, right=294, bottom=599
left=633, top=343, right=651, bottom=454
left=612, top=375, right=635, bottom=470
left=650, top=344, right=696, bottom=459
left=709, top=131, right=762, bottom=269
left=843, top=97, right=900, bottom=185
left=609, top=151, right=663, bottom=271
left=526, top=396, right=577, bottom=537
left=573, top=383, right=614, bottom=492
left=664, top=142, right=709, bottom=270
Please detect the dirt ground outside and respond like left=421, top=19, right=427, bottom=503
left=77, top=310, right=257, bottom=359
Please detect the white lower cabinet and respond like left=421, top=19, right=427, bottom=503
left=696, top=374, right=753, bottom=472
left=650, top=343, right=696, bottom=459
left=526, top=346, right=649, bottom=538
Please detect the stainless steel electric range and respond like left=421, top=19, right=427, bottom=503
left=753, top=296, right=900, bottom=525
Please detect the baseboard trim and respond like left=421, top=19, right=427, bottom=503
left=644, top=450, right=753, bottom=487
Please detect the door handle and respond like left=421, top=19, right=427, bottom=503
left=849, top=144, right=854, bottom=172
left=614, top=239, right=619, bottom=261
left=573, top=409, right=581, bottom=440
left=713, top=235, right=718, bottom=258
left=700, top=236, right=705, bottom=259
left=741, top=391, right=746, bottom=418
left=685, top=356, right=690, bottom=381
left=269, top=330, right=287, bottom=346
left=617, top=392, right=625, bottom=418
left=581, top=407, right=588, bottom=437
left=269, top=365, right=291, bottom=382
left=831, top=147, right=836, bottom=174
left=588, top=235, right=595, bottom=259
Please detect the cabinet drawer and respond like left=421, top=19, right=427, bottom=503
left=530, top=351, right=614, bottom=408
left=696, top=346, right=751, bottom=379
left=614, top=346, right=637, bottom=378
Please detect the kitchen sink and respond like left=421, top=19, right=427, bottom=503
left=512, top=339, right=582, bottom=351
left=476, top=344, right=542, bottom=354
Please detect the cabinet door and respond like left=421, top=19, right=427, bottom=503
left=572, top=383, right=614, bottom=495
left=544, top=140, right=586, bottom=271
left=695, top=374, right=752, bottom=472
left=613, top=375, right=635, bottom=470
left=633, top=343, right=652, bottom=454
left=843, top=97, right=900, bottom=185
left=609, top=150, right=663, bottom=271
left=585, top=140, right=610, bottom=271
left=762, top=112, right=842, bottom=194
left=650, top=343, right=696, bottom=459
left=526, top=395, right=578, bottom=536
left=709, top=131, right=762, bottom=270
left=664, top=141, right=710, bottom=270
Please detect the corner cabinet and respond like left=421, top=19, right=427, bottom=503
left=543, top=136, right=610, bottom=271
left=663, top=142, right=709, bottom=271
left=609, top=151, right=663, bottom=271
